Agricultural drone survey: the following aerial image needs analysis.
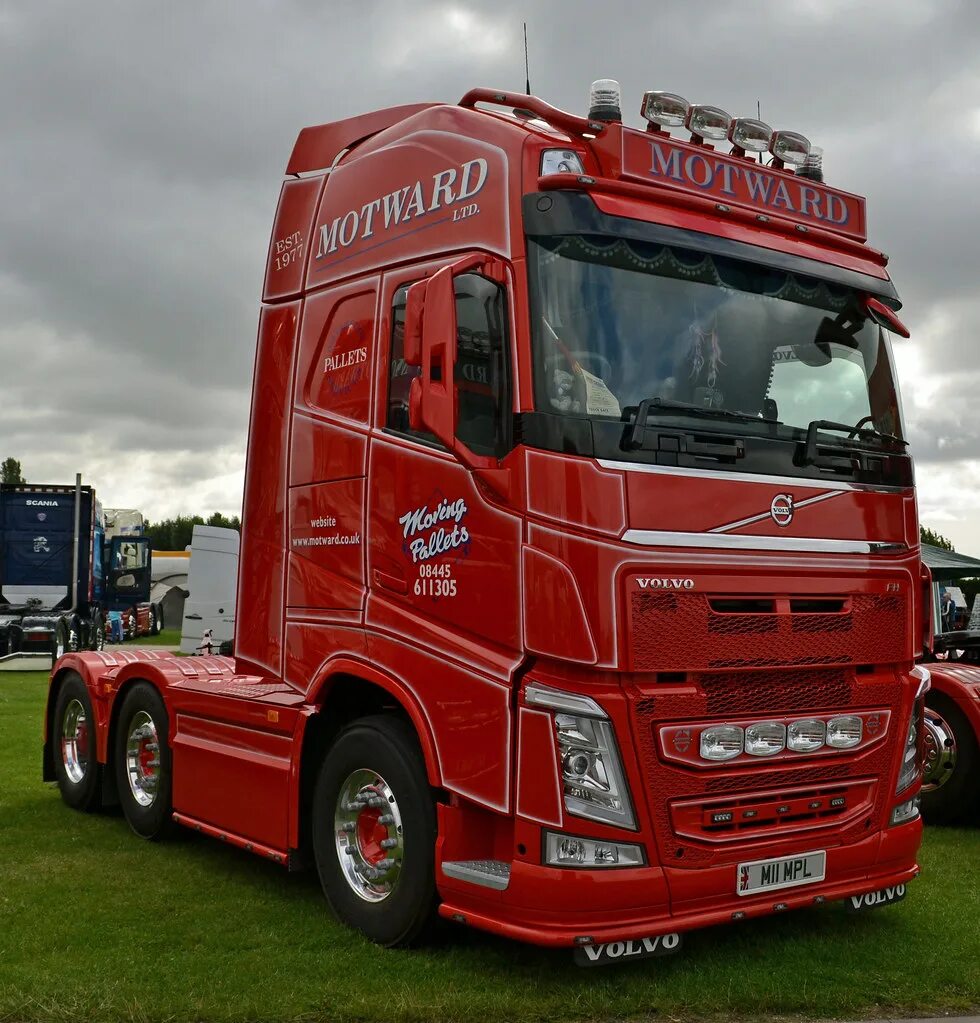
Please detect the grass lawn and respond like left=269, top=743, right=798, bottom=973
left=121, top=627, right=181, bottom=648
left=1, top=670, right=978, bottom=1023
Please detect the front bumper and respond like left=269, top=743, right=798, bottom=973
left=437, top=820, right=921, bottom=947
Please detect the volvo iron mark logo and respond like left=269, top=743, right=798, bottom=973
left=770, top=493, right=795, bottom=527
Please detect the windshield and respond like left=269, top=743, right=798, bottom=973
left=528, top=235, right=905, bottom=442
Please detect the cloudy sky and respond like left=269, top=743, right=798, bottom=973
left=2, top=0, right=979, bottom=549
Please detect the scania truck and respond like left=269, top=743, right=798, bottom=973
left=2, top=477, right=162, bottom=658
left=45, top=82, right=927, bottom=963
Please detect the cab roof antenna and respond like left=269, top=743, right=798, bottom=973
left=524, top=22, right=531, bottom=95
left=512, top=22, right=535, bottom=118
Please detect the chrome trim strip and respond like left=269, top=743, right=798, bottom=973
left=596, top=458, right=908, bottom=494
left=621, top=530, right=907, bottom=554
left=709, top=490, right=844, bottom=533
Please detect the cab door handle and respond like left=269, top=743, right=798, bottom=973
left=373, top=568, right=408, bottom=595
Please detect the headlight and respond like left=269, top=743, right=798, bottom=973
left=525, top=684, right=636, bottom=829
left=896, top=700, right=922, bottom=794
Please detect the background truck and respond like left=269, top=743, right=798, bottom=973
left=1, top=477, right=163, bottom=658
left=45, top=80, right=927, bottom=963
left=179, top=524, right=239, bottom=654
left=919, top=542, right=980, bottom=823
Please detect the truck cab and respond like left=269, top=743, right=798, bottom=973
left=46, top=83, right=927, bottom=960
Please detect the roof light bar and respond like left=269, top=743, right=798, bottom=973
left=686, top=104, right=732, bottom=143
left=728, top=117, right=773, bottom=156
left=641, top=91, right=690, bottom=131
left=769, top=129, right=810, bottom=168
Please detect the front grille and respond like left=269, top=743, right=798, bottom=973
left=630, top=592, right=907, bottom=671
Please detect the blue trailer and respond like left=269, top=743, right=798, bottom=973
left=0, top=476, right=161, bottom=658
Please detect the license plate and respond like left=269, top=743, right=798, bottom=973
left=737, top=850, right=826, bottom=896
left=847, top=882, right=908, bottom=912
left=573, top=932, right=682, bottom=967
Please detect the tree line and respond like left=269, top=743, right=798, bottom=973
left=144, top=512, right=241, bottom=552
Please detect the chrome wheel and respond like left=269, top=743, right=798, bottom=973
left=61, top=698, right=89, bottom=784
left=125, top=711, right=160, bottom=807
left=149, top=609, right=156, bottom=634
left=923, top=708, right=957, bottom=792
left=334, top=769, right=404, bottom=903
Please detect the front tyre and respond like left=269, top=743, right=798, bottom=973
left=53, top=672, right=101, bottom=811
left=312, top=715, right=436, bottom=947
left=922, top=692, right=980, bottom=824
left=114, top=682, right=174, bottom=839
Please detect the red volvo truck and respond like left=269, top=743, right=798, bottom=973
left=45, top=82, right=929, bottom=964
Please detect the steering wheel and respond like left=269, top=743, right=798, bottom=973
left=847, top=414, right=875, bottom=437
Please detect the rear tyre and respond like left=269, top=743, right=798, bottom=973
left=311, top=715, right=437, bottom=947
left=53, top=672, right=101, bottom=811
left=90, top=612, right=105, bottom=651
left=153, top=604, right=164, bottom=634
left=922, top=692, right=980, bottom=825
left=114, top=682, right=174, bottom=839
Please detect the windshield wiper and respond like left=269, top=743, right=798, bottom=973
left=627, top=397, right=778, bottom=449
left=803, top=419, right=907, bottom=466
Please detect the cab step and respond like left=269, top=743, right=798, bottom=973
left=441, top=859, right=511, bottom=890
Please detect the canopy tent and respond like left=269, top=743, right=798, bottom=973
left=921, top=542, right=980, bottom=581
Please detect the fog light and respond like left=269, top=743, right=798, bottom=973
left=891, top=796, right=920, bottom=825
left=729, top=117, right=772, bottom=154
left=787, top=719, right=826, bottom=752
left=686, top=104, right=732, bottom=142
left=641, top=91, right=689, bottom=128
left=700, top=725, right=744, bottom=761
left=544, top=831, right=645, bottom=869
left=827, top=715, right=863, bottom=749
left=769, top=129, right=810, bottom=167
left=744, top=722, right=786, bottom=757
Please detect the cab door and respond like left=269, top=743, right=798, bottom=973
left=106, top=536, right=151, bottom=605
left=366, top=258, right=522, bottom=811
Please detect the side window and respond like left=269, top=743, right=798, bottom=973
left=387, top=272, right=511, bottom=457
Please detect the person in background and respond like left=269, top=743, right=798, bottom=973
left=940, top=588, right=955, bottom=634
left=107, top=610, right=124, bottom=643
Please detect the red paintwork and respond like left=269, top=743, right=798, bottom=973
left=929, top=663, right=980, bottom=736
left=47, top=89, right=924, bottom=950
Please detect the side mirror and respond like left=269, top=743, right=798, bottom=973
left=864, top=296, right=911, bottom=339
left=401, top=256, right=511, bottom=498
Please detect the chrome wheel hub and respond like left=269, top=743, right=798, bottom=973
left=125, top=711, right=160, bottom=807
left=334, top=769, right=404, bottom=903
left=61, top=698, right=89, bottom=784
left=922, top=709, right=957, bottom=792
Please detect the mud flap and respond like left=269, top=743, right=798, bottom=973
left=573, top=931, right=683, bottom=967
left=846, top=882, right=908, bottom=912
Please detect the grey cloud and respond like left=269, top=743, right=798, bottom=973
left=2, top=0, right=980, bottom=533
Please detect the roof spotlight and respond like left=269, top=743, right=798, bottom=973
left=769, top=130, right=811, bottom=169
left=641, top=91, right=690, bottom=132
left=685, top=104, right=732, bottom=145
left=728, top=117, right=772, bottom=157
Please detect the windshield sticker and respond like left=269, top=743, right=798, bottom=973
left=579, top=367, right=621, bottom=417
